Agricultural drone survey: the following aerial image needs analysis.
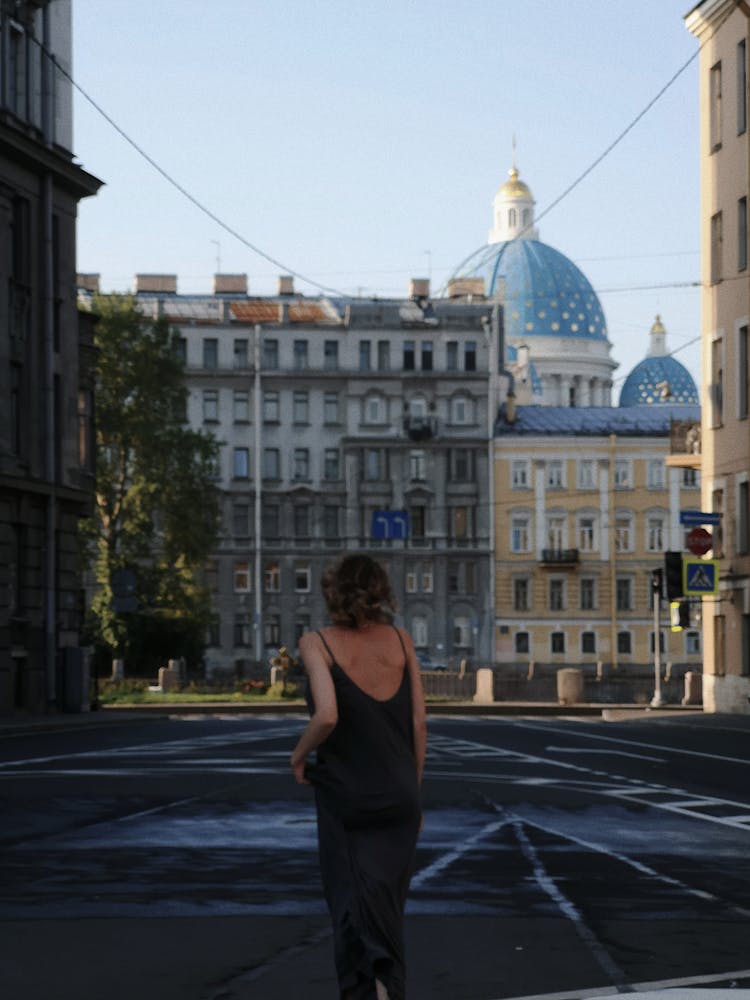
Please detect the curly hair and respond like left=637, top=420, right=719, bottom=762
left=321, top=553, right=397, bottom=627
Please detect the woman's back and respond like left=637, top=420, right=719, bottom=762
left=318, top=623, right=407, bottom=701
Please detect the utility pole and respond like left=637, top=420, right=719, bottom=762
left=651, top=568, right=665, bottom=708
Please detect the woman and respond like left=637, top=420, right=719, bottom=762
left=291, top=553, right=427, bottom=1000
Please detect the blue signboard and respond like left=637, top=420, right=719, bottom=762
left=683, top=559, right=719, bottom=595
left=371, top=510, right=409, bottom=540
left=680, top=510, right=722, bottom=526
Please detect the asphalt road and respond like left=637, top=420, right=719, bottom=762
left=1, top=711, right=750, bottom=1000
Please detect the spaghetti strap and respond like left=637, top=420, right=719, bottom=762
left=392, top=624, right=407, bottom=665
left=316, top=629, right=336, bottom=664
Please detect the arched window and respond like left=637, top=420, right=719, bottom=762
left=522, top=208, right=530, bottom=226
left=412, top=616, right=428, bottom=647
left=363, top=393, right=386, bottom=424
left=450, top=394, right=472, bottom=425
left=508, top=208, right=517, bottom=227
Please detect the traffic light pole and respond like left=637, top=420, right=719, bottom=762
left=651, top=569, right=665, bottom=708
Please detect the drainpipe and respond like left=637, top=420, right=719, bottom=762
left=609, top=434, right=618, bottom=672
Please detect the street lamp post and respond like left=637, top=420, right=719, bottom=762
left=651, top=568, right=665, bottom=708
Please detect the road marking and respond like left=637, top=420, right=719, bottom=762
left=494, top=968, right=750, bottom=1000
left=410, top=817, right=510, bottom=889
left=546, top=744, right=664, bottom=763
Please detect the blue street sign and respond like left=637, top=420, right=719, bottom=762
left=680, top=510, right=722, bottom=526
left=683, top=558, right=719, bottom=595
left=371, top=510, right=409, bottom=540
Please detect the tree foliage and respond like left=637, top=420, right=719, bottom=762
left=83, top=294, right=221, bottom=672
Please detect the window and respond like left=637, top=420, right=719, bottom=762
left=711, top=211, right=723, bottom=284
left=682, top=468, right=700, bottom=489
left=203, top=338, right=218, bottom=369
left=580, top=577, right=596, bottom=611
left=262, top=338, right=278, bottom=369
left=710, top=60, right=722, bottom=151
left=546, top=514, right=565, bottom=550
left=175, top=337, right=187, bottom=364
left=739, top=39, right=747, bottom=134
left=581, top=632, right=596, bottom=655
left=578, top=459, right=596, bottom=490
left=364, top=448, right=385, bottom=481
left=650, top=631, right=666, bottom=655
left=515, top=632, right=530, bottom=654
left=403, top=340, right=415, bottom=370
left=511, top=460, right=530, bottom=489
left=410, top=506, right=426, bottom=540
left=295, top=615, right=311, bottom=646
left=614, top=459, right=631, bottom=489
left=740, top=325, right=749, bottom=420
left=264, top=614, right=281, bottom=647
left=294, top=505, right=311, bottom=538
left=617, top=631, right=632, bottom=655
left=364, top=394, right=386, bottom=424
left=406, top=570, right=418, bottom=593
left=451, top=395, right=471, bottom=425
left=324, top=340, right=339, bottom=370
left=377, top=340, right=390, bottom=371
left=233, top=447, right=250, bottom=479
left=646, top=513, right=665, bottom=552
left=513, top=578, right=530, bottom=611
left=263, top=391, right=279, bottom=423
left=77, top=389, right=93, bottom=469
left=359, top=339, right=372, bottom=371
left=232, top=502, right=250, bottom=537
left=464, top=340, right=477, bottom=371
left=294, top=563, right=311, bottom=592
left=738, top=479, right=749, bottom=555
left=453, top=617, right=471, bottom=647
left=412, top=616, right=428, bottom=648
left=615, top=576, right=633, bottom=611
left=263, top=448, right=280, bottom=480
left=202, top=389, right=218, bottom=422
left=409, top=449, right=426, bottom=481
left=293, top=390, right=309, bottom=424
left=293, top=448, right=310, bottom=481
left=615, top=512, right=633, bottom=553
left=713, top=488, right=725, bottom=557
left=234, top=614, right=251, bottom=647
left=262, top=503, right=280, bottom=539
left=546, top=460, right=564, bottom=489
left=324, top=448, right=340, bottom=480
left=293, top=339, right=308, bottom=369
left=323, top=505, right=340, bottom=539
left=549, top=579, right=565, bottom=611
left=451, top=449, right=474, bottom=482
left=446, top=341, right=458, bottom=371
left=511, top=513, right=531, bottom=553
left=739, top=197, right=748, bottom=271
left=450, top=505, right=472, bottom=541
left=264, top=562, right=280, bottom=592
left=550, top=632, right=566, bottom=654
left=686, top=630, right=702, bottom=655
left=233, top=338, right=248, bottom=369
left=233, top=390, right=249, bottom=422
left=578, top=515, right=597, bottom=552
left=233, top=561, right=251, bottom=592
left=324, top=391, right=340, bottom=425
left=421, top=341, right=433, bottom=371
left=447, top=562, right=472, bottom=594
left=646, top=459, right=665, bottom=490
left=508, top=207, right=517, bottom=227
left=206, top=616, right=220, bottom=647
left=711, top=337, right=724, bottom=426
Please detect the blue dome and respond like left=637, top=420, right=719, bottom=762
left=619, top=355, right=699, bottom=406
left=457, top=238, right=609, bottom=343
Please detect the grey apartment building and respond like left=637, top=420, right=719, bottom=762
left=1, top=1, right=101, bottom=712
left=83, top=273, right=501, bottom=672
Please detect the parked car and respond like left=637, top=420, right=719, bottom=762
left=416, top=652, right=446, bottom=672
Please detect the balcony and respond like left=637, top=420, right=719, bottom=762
left=403, top=415, right=437, bottom=441
left=540, top=548, right=579, bottom=566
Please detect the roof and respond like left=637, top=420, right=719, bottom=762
left=494, top=404, right=701, bottom=437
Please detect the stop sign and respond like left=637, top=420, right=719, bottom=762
left=686, top=526, right=712, bottom=556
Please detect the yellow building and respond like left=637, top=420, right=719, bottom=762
left=493, top=402, right=703, bottom=681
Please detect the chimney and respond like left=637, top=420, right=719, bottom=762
left=505, top=390, right=517, bottom=425
left=134, top=273, right=177, bottom=295
left=213, top=273, right=248, bottom=296
left=447, top=277, right=485, bottom=299
left=409, top=277, right=430, bottom=299
left=77, top=273, right=100, bottom=293
left=278, top=275, right=295, bottom=296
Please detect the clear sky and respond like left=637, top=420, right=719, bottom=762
left=72, top=0, right=702, bottom=399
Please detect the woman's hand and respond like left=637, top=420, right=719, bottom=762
left=291, top=754, right=309, bottom=785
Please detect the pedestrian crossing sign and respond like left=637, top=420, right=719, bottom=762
left=683, top=558, right=719, bottom=596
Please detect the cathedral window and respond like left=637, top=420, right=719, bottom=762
left=508, top=208, right=516, bottom=227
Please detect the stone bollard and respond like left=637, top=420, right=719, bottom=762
left=158, top=663, right=181, bottom=693
left=557, top=667, right=584, bottom=705
left=111, top=659, right=124, bottom=681
left=682, top=671, right=702, bottom=705
left=473, top=667, right=495, bottom=704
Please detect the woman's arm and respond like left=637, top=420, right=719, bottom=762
left=290, top=632, right=338, bottom=784
left=400, top=626, right=427, bottom=783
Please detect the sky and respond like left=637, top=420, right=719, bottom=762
left=72, top=0, right=703, bottom=399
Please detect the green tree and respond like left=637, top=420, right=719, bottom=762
left=83, top=294, right=221, bottom=674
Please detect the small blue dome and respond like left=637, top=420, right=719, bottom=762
left=619, top=355, right=699, bottom=406
left=457, top=238, right=609, bottom=344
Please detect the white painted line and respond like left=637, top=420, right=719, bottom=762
left=492, top=964, right=750, bottom=999
left=410, top=817, right=510, bottom=889
left=546, top=744, right=664, bottom=763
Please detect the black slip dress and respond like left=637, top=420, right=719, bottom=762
left=305, top=626, right=421, bottom=1000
